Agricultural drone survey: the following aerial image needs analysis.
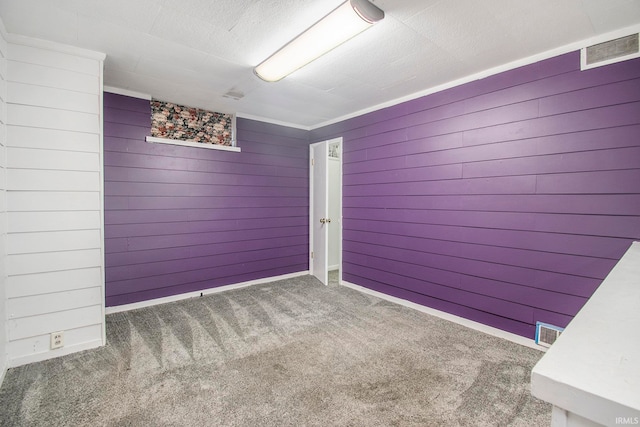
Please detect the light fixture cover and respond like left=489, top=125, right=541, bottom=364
left=254, top=0, right=384, bottom=82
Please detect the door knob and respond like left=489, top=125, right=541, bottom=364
left=320, top=218, right=331, bottom=224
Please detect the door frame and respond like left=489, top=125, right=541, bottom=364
left=309, top=137, right=343, bottom=285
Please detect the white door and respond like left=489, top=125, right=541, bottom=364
left=310, top=141, right=329, bottom=286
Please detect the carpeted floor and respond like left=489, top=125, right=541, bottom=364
left=0, top=274, right=550, bottom=426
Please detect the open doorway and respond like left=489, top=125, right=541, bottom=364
left=309, top=137, right=342, bottom=286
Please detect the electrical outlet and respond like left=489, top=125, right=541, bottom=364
left=51, top=331, right=64, bottom=349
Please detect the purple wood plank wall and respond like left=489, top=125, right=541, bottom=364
left=104, top=93, right=309, bottom=306
left=311, top=51, right=640, bottom=338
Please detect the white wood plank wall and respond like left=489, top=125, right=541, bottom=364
left=4, top=38, right=105, bottom=367
left=0, top=20, right=9, bottom=382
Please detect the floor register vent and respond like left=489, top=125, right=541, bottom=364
left=581, top=33, right=639, bottom=70
left=535, top=322, right=564, bottom=348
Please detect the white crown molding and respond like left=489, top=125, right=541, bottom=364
left=105, top=23, right=640, bottom=133
left=5, top=33, right=105, bottom=61
left=311, top=22, right=640, bottom=131
left=236, top=112, right=311, bottom=131
left=104, top=86, right=151, bottom=100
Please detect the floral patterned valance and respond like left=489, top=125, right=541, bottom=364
left=151, top=99, right=233, bottom=146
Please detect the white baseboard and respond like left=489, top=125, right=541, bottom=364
left=328, top=265, right=339, bottom=271
left=106, top=271, right=310, bottom=314
left=340, top=279, right=547, bottom=352
left=0, top=359, right=7, bottom=388
left=8, top=339, right=103, bottom=368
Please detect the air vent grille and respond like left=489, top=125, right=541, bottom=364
left=535, top=322, right=564, bottom=348
left=582, top=33, right=640, bottom=70
left=223, top=90, right=245, bottom=100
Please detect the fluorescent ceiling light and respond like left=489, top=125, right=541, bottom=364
left=254, top=0, right=385, bottom=82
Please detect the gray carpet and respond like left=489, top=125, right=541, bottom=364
left=0, top=274, right=550, bottom=426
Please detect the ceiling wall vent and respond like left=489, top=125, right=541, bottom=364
left=581, top=33, right=639, bottom=70
left=223, top=90, right=245, bottom=100
left=535, top=322, right=564, bottom=348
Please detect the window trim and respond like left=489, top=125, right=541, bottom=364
left=145, top=136, right=241, bottom=152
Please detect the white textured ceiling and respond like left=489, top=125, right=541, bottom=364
left=1, top=0, right=640, bottom=128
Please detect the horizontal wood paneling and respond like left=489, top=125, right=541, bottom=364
left=105, top=264, right=308, bottom=307
left=7, top=43, right=100, bottom=75
left=7, top=104, right=99, bottom=133
left=8, top=305, right=102, bottom=341
left=8, top=147, right=100, bottom=171
left=343, top=194, right=640, bottom=216
left=8, top=211, right=101, bottom=233
left=7, top=324, right=102, bottom=362
left=7, top=267, right=102, bottom=298
left=343, top=209, right=640, bottom=239
left=461, top=146, right=640, bottom=178
left=342, top=270, right=536, bottom=338
left=5, top=41, right=104, bottom=363
left=537, top=77, right=640, bottom=116
left=105, top=217, right=307, bottom=238
left=7, top=82, right=99, bottom=114
left=463, top=57, right=640, bottom=114
left=349, top=124, right=640, bottom=167
left=343, top=175, right=538, bottom=196
left=7, top=191, right=100, bottom=211
left=102, top=106, right=148, bottom=126
left=7, top=60, right=99, bottom=94
left=346, top=229, right=617, bottom=279
left=105, top=206, right=308, bottom=224
left=7, top=125, right=100, bottom=152
left=9, top=287, right=102, bottom=318
left=536, top=169, right=640, bottom=194
left=461, top=102, right=640, bottom=147
left=106, top=245, right=307, bottom=282
left=124, top=227, right=305, bottom=251
left=7, top=230, right=101, bottom=254
left=107, top=255, right=307, bottom=296
left=104, top=145, right=305, bottom=169
left=104, top=181, right=307, bottom=197
left=8, top=169, right=100, bottom=191
left=105, top=235, right=307, bottom=267
left=344, top=219, right=630, bottom=259
left=104, top=93, right=309, bottom=306
left=7, top=249, right=102, bottom=276
left=105, top=195, right=307, bottom=210
left=313, top=51, right=640, bottom=338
